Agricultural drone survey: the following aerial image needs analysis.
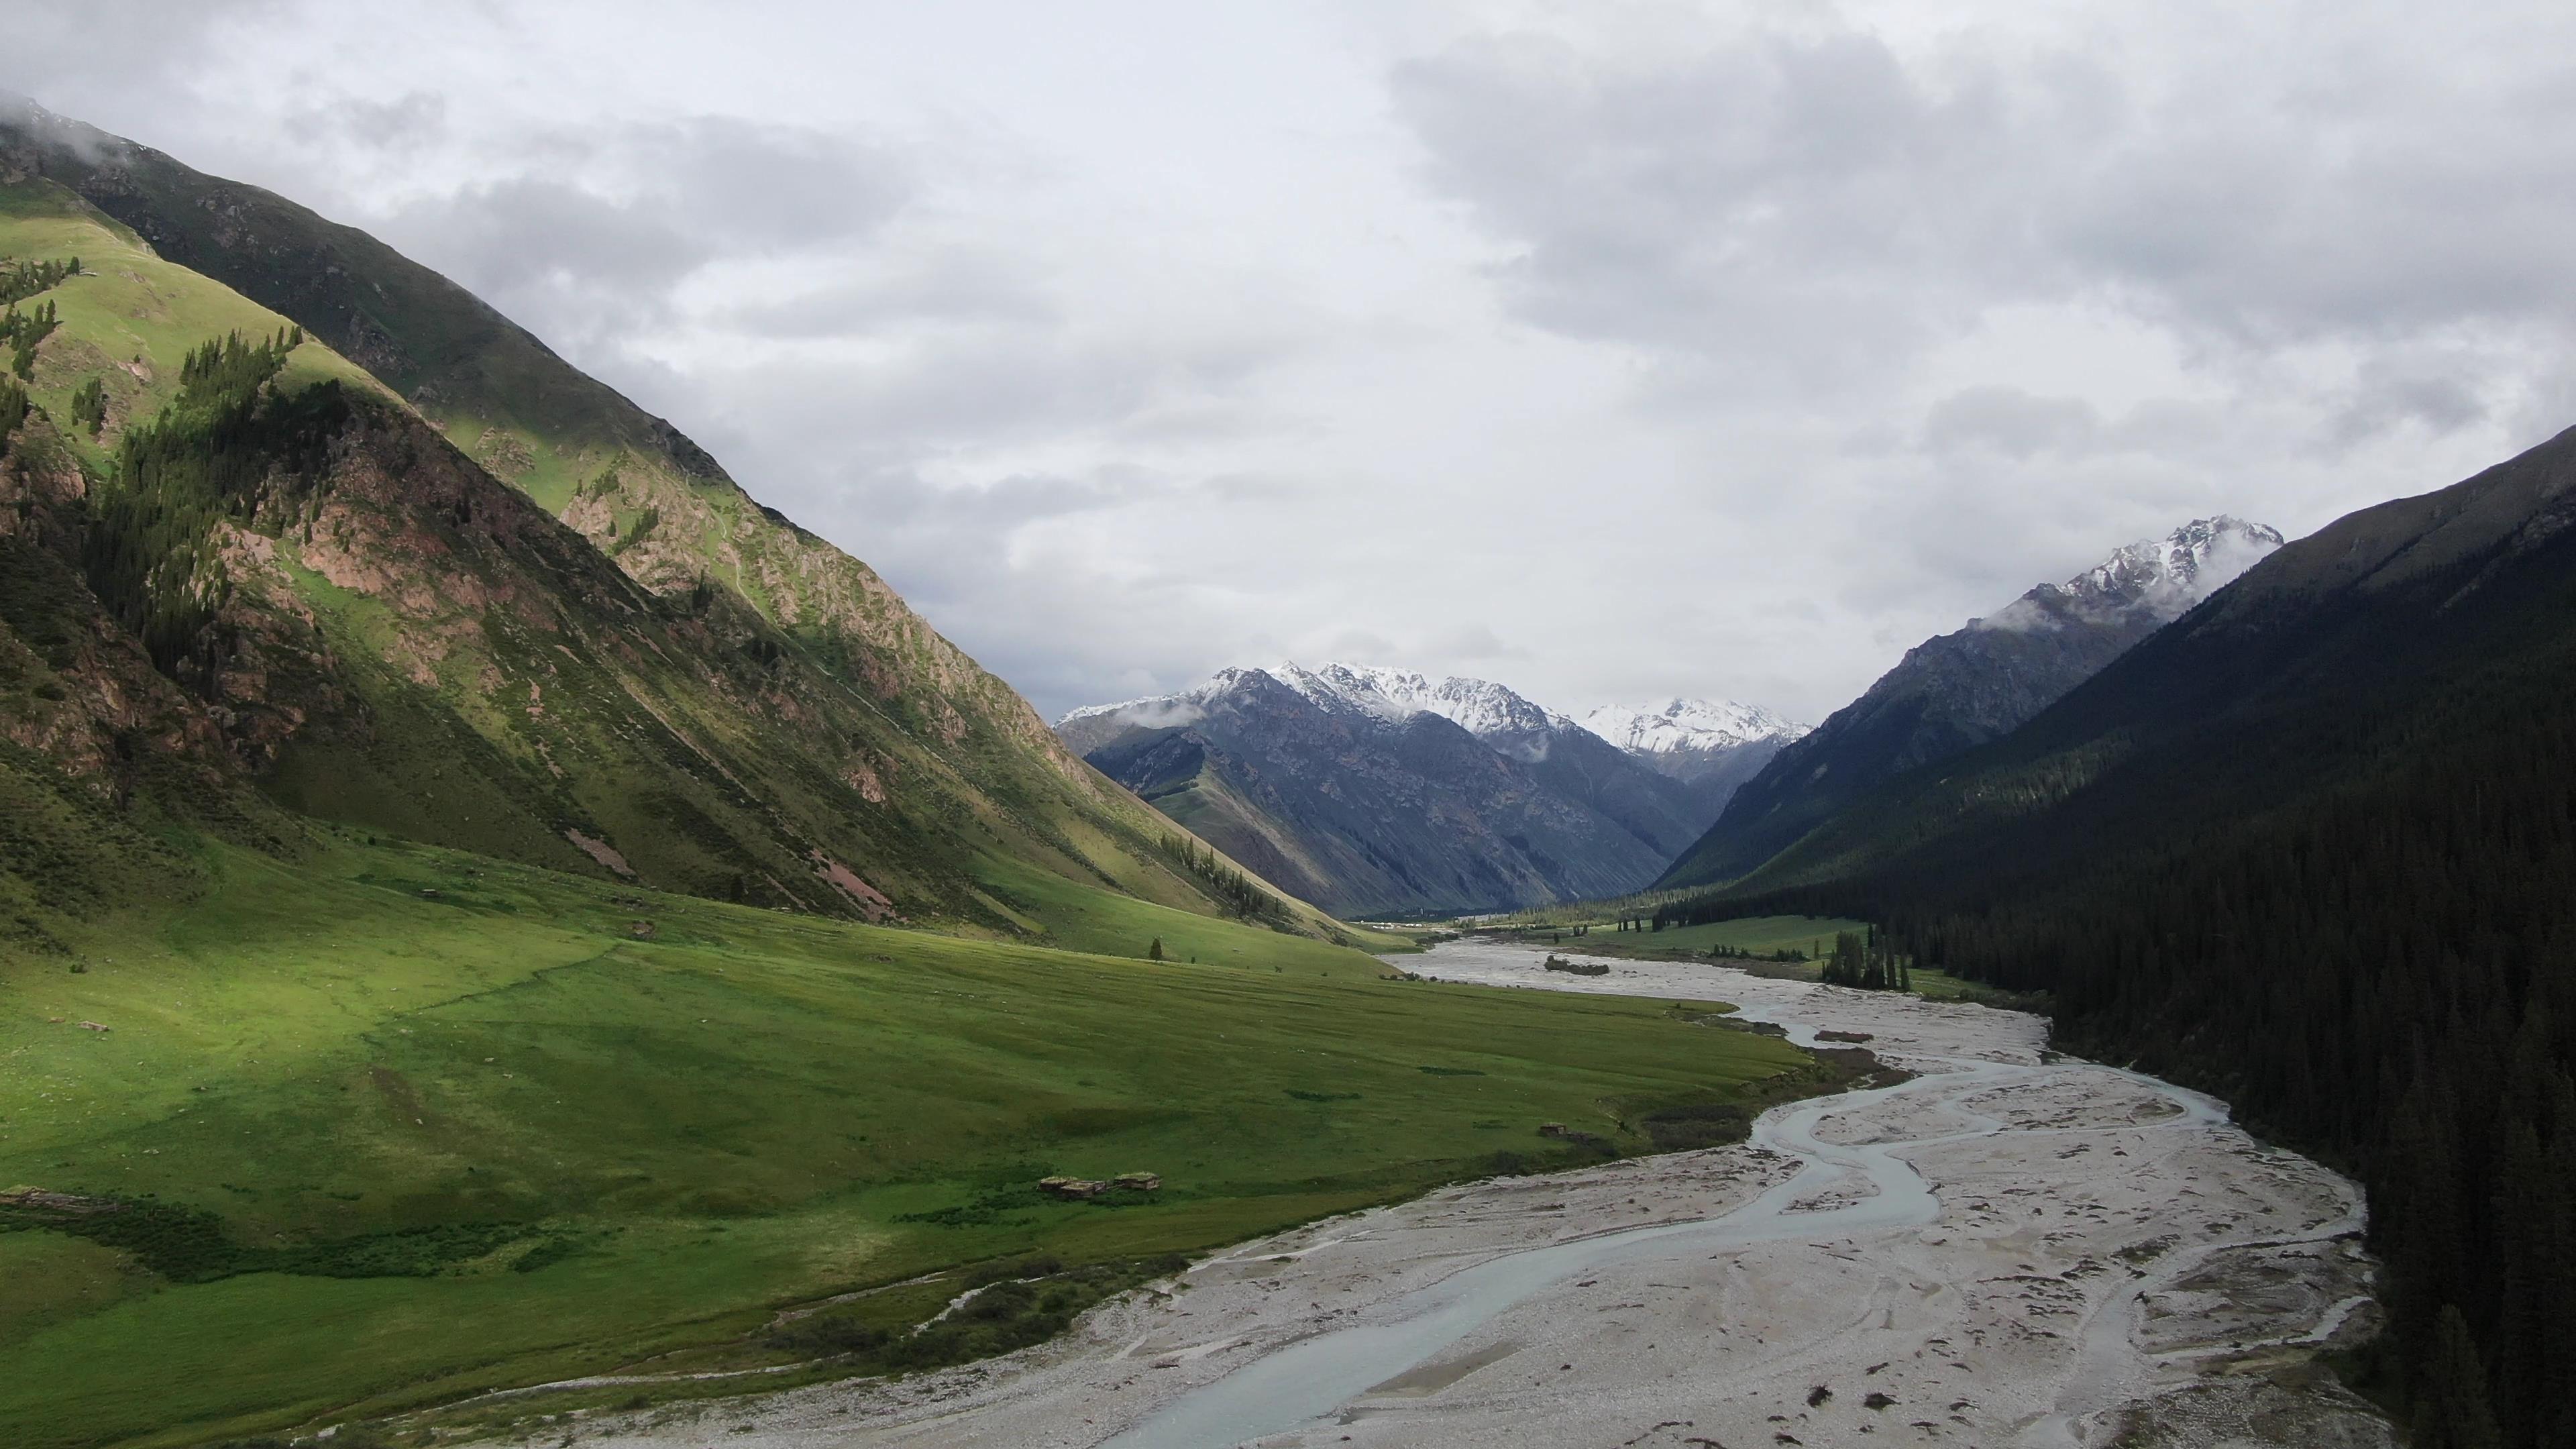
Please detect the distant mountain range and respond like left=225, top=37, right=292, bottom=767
left=1576, top=698, right=1809, bottom=807
left=1059, top=664, right=1802, bottom=915
left=1657, top=517, right=2284, bottom=889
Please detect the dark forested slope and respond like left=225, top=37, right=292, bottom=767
left=1659, top=518, right=2280, bottom=890
left=1662, top=426, right=2576, bottom=1446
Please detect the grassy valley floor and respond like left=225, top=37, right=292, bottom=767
left=0, top=838, right=1823, bottom=1449
left=1480, top=912, right=2029, bottom=1005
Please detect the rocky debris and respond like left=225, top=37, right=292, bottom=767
left=0, top=1187, right=123, bottom=1215
left=1544, top=955, right=1610, bottom=977
left=1818, top=1030, right=1874, bottom=1043
left=628, top=920, right=656, bottom=939
left=77, top=1020, right=110, bottom=1032
left=1038, top=1173, right=1162, bottom=1199
left=565, top=828, right=637, bottom=879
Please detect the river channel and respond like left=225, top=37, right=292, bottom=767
left=579, top=939, right=2396, bottom=1449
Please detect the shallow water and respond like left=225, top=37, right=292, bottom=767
left=1103, top=942, right=2229, bottom=1449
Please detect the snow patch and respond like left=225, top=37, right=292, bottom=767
left=1972, top=516, right=2286, bottom=633
left=1577, top=698, right=1809, bottom=755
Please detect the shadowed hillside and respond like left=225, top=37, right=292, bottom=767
left=1657, top=426, right=2576, bottom=1444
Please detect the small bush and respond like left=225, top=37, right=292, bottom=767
left=1642, top=1100, right=1752, bottom=1151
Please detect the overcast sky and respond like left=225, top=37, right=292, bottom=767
left=14, top=1, right=2576, bottom=722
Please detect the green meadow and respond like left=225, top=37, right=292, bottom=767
left=0, top=837, right=1812, bottom=1449
left=1503, top=912, right=1868, bottom=957
left=1499, top=912, right=2028, bottom=1004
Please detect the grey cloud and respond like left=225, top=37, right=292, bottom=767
left=688, top=313, right=1303, bottom=470
left=2327, top=351, right=2498, bottom=446
left=647, top=115, right=910, bottom=251
left=1424, top=623, right=1527, bottom=662
left=1320, top=629, right=1402, bottom=661
left=725, top=252, right=1053, bottom=337
left=374, top=115, right=911, bottom=354
left=397, top=177, right=704, bottom=292
left=297, top=91, right=447, bottom=153
left=1395, top=9, right=2576, bottom=419
left=1922, top=388, right=2104, bottom=460
left=0, top=1, right=282, bottom=105
left=1393, top=30, right=2088, bottom=390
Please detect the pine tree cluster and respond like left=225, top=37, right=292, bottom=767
left=1158, top=833, right=1291, bottom=926
left=0, top=254, right=78, bottom=309
left=4, top=297, right=60, bottom=380
left=81, top=329, right=340, bottom=684
left=68, top=376, right=106, bottom=437
left=0, top=378, right=28, bottom=449
left=1817, top=929, right=1910, bottom=991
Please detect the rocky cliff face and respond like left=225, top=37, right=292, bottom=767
left=1658, top=518, right=2285, bottom=890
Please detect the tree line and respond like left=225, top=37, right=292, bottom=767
left=1818, top=928, right=1909, bottom=991
left=0, top=254, right=78, bottom=309
left=1158, top=832, right=1291, bottom=926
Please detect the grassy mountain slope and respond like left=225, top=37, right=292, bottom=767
left=0, top=98, right=1323, bottom=941
left=1, top=834, right=1809, bottom=1449
left=1656, top=426, right=2576, bottom=1439
left=0, top=131, right=1342, bottom=945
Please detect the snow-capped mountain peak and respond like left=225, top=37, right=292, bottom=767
left=1275, top=662, right=1562, bottom=738
left=1056, top=661, right=1564, bottom=744
left=1577, top=698, right=1810, bottom=755
left=1978, top=516, right=2286, bottom=633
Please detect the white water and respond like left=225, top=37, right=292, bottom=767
left=1104, top=947, right=2234, bottom=1449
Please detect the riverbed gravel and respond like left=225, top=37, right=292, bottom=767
left=521, top=943, right=2393, bottom=1449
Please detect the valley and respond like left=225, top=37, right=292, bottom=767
left=539, top=941, right=2387, bottom=1449
left=0, top=846, right=1825, bottom=1449
left=0, top=38, right=2563, bottom=1449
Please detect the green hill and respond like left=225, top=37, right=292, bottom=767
left=0, top=113, right=1342, bottom=945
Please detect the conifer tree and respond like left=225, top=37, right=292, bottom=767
left=2427, top=1304, right=2507, bottom=1449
